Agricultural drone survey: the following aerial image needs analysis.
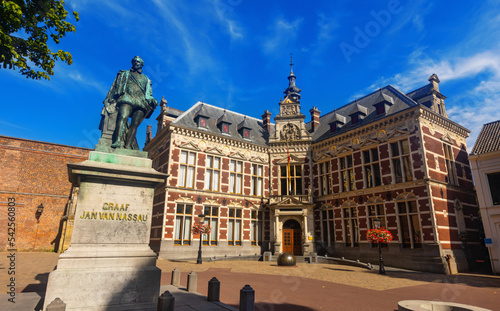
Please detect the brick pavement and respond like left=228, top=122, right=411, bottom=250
left=1, top=252, right=499, bottom=310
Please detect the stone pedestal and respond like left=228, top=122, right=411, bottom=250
left=44, top=150, right=168, bottom=311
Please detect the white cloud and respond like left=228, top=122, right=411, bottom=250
left=363, top=48, right=500, bottom=149
left=262, top=17, right=304, bottom=55
left=212, top=0, right=244, bottom=40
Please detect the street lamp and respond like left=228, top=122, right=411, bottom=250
left=373, top=217, right=386, bottom=275
left=196, top=213, right=205, bottom=264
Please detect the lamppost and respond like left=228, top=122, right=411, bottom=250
left=196, top=213, right=205, bottom=264
left=373, top=217, right=386, bottom=275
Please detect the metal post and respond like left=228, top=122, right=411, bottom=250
left=378, top=241, right=385, bottom=275
left=197, top=233, right=203, bottom=264
left=207, top=277, right=220, bottom=302
left=239, top=284, right=255, bottom=311
left=196, top=214, right=205, bottom=264
left=157, top=291, right=175, bottom=311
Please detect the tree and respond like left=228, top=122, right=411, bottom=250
left=0, top=0, right=79, bottom=80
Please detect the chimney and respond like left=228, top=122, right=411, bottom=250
left=428, top=73, right=440, bottom=92
left=146, top=125, right=152, bottom=145
left=156, top=96, right=168, bottom=134
left=262, top=110, right=272, bottom=133
left=309, top=106, right=321, bottom=132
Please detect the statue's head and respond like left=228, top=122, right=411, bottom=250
left=131, top=56, right=144, bottom=69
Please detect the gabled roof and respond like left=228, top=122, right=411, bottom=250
left=310, top=85, right=418, bottom=143
left=171, top=102, right=273, bottom=147
left=471, top=120, right=500, bottom=155
left=348, top=103, right=368, bottom=116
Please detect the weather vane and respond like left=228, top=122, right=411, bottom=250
left=290, top=52, right=294, bottom=73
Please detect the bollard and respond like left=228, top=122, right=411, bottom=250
left=171, top=267, right=181, bottom=287
left=263, top=251, right=272, bottom=262
left=239, top=284, right=255, bottom=311
left=311, top=252, right=317, bottom=264
left=207, top=277, right=220, bottom=302
left=157, top=290, right=175, bottom=311
left=187, top=271, right=198, bottom=293
left=46, top=297, right=66, bottom=311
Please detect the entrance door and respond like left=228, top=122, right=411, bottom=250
left=282, top=219, right=302, bottom=255
left=283, top=229, right=294, bottom=253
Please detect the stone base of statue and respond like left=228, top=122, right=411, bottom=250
left=43, top=150, right=168, bottom=311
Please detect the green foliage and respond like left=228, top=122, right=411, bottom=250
left=0, top=0, right=79, bottom=80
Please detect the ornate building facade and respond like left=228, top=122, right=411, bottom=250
left=145, top=68, right=486, bottom=273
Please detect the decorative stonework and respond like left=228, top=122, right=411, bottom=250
left=280, top=123, right=301, bottom=141
left=280, top=104, right=299, bottom=116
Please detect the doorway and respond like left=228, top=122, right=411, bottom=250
left=282, top=219, right=302, bottom=255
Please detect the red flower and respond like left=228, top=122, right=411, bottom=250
left=192, top=222, right=211, bottom=234
left=366, top=228, right=393, bottom=243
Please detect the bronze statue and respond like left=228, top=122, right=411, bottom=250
left=100, top=56, right=158, bottom=150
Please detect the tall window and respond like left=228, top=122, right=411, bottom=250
left=179, top=151, right=196, bottom=188
left=487, top=173, right=500, bottom=205
left=339, top=155, right=354, bottom=192
left=364, top=148, right=381, bottom=188
left=251, top=164, right=263, bottom=196
left=228, top=208, right=242, bottom=246
left=367, top=204, right=386, bottom=229
left=280, top=165, right=302, bottom=195
left=443, top=144, right=458, bottom=185
left=204, top=156, right=220, bottom=191
left=343, top=206, right=359, bottom=247
left=229, top=160, right=243, bottom=194
left=174, top=204, right=192, bottom=245
left=321, top=208, right=335, bottom=246
left=318, top=162, right=331, bottom=196
left=397, top=201, right=421, bottom=248
left=391, top=140, right=413, bottom=183
left=250, top=210, right=262, bottom=246
left=203, top=206, right=218, bottom=246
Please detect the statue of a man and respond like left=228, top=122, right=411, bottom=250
left=103, top=56, right=158, bottom=149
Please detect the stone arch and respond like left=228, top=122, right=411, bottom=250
left=341, top=199, right=357, bottom=207
left=366, top=196, right=384, bottom=204
left=203, top=199, right=220, bottom=206
left=176, top=196, right=195, bottom=203
left=395, top=192, right=417, bottom=201
left=228, top=201, right=244, bottom=208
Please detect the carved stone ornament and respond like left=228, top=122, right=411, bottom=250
left=281, top=104, right=298, bottom=116
left=280, top=123, right=300, bottom=141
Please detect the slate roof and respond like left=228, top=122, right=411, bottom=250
left=171, top=102, right=273, bottom=147
left=406, top=83, right=433, bottom=101
left=309, top=85, right=419, bottom=143
left=471, top=120, right=500, bottom=155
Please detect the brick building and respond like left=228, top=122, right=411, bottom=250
left=145, top=68, right=487, bottom=274
left=0, top=136, right=91, bottom=252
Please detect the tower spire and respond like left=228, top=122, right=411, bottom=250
left=283, top=52, right=301, bottom=101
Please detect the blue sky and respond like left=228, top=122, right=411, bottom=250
left=2, top=0, right=500, bottom=150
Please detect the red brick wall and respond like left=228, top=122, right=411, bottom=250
left=0, top=136, right=90, bottom=251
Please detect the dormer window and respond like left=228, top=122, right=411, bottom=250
left=372, top=91, right=393, bottom=116
left=199, top=117, right=207, bottom=128
left=375, top=103, right=385, bottom=115
left=348, top=103, right=367, bottom=126
left=222, top=123, right=230, bottom=133
left=330, top=123, right=337, bottom=132
left=352, top=114, right=359, bottom=124
left=238, top=116, right=252, bottom=140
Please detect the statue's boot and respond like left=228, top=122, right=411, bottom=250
left=125, top=126, right=138, bottom=149
left=111, top=121, right=127, bottom=148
